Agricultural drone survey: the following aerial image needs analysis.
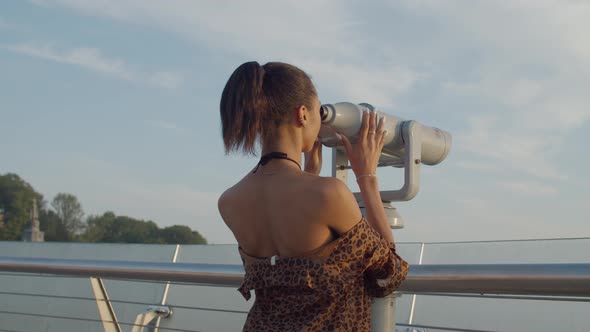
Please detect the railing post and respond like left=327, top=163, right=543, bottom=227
left=154, top=244, right=181, bottom=332
left=90, top=276, right=121, bottom=332
left=408, top=242, right=425, bottom=326
left=371, top=294, right=401, bottom=332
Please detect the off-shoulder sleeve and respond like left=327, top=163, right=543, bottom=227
left=362, top=227, right=410, bottom=298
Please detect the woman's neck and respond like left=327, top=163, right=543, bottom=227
left=260, top=136, right=302, bottom=167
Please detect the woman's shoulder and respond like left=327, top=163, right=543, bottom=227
left=308, top=176, right=364, bottom=235
left=217, top=183, right=243, bottom=227
left=218, top=184, right=236, bottom=208
left=301, top=175, right=351, bottom=196
left=294, top=176, right=358, bottom=211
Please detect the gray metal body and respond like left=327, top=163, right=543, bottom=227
left=319, top=102, right=452, bottom=166
left=320, top=102, right=452, bottom=201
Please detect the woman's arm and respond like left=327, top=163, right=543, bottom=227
left=356, top=176, right=392, bottom=243
left=338, top=110, right=393, bottom=242
left=303, top=138, right=322, bottom=175
left=321, top=176, right=392, bottom=243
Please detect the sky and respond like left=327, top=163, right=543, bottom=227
left=1, top=0, right=589, bottom=244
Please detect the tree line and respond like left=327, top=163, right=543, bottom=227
left=0, top=173, right=207, bottom=244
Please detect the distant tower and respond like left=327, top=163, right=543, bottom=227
left=22, top=198, right=44, bottom=242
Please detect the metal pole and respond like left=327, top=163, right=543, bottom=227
left=154, top=244, right=181, bottom=332
left=90, top=277, right=121, bottom=332
left=332, top=148, right=349, bottom=183
left=371, top=294, right=401, bottom=332
left=333, top=148, right=396, bottom=331
left=408, top=242, right=425, bottom=325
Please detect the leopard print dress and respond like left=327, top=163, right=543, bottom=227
left=238, top=217, right=410, bottom=331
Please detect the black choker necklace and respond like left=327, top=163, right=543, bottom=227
left=253, top=152, right=301, bottom=173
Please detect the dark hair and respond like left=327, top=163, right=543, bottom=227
left=220, top=61, right=317, bottom=155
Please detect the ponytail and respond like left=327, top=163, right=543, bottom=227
left=220, top=61, right=267, bottom=155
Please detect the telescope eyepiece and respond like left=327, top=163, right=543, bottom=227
left=320, top=105, right=328, bottom=121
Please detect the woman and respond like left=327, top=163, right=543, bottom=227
left=218, top=61, right=409, bottom=331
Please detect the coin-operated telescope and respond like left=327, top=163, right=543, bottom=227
left=319, top=102, right=452, bottom=228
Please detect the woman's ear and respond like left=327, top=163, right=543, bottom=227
left=296, top=105, right=307, bottom=126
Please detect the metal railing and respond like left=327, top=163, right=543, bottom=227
left=1, top=256, right=590, bottom=332
left=2, top=257, right=590, bottom=297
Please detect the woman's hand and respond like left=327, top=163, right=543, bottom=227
left=338, top=110, right=387, bottom=177
left=304, top=138, right=322, bottom=175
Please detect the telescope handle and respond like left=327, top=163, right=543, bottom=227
left=380, top=120, right=421, bottom=202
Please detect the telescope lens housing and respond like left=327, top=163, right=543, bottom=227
left=319, top=102, right=452, bottom=166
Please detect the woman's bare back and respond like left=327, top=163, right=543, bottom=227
left=218, top=168, right=360, bottom=258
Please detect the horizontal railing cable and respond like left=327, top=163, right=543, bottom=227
left=400, top=236, right=590, bottom=245
left=395, top=322, right=497, bottom=332
left=399, top=291, right=590, bottom=302
left=0, top=311, right=199, bottom=332
left=0, top=310, right=501, bottom=332
left=0, top=271, right=239, bottom=288
left=0, top=290, right=249, bottom=314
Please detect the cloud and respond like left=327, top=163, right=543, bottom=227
left=149, top=71, right=183, bottom=90
left=28, top=0, right=357, bottom=56
left=22, top=0, right=590, bottom=243
left=145, top=120, right=187, bottom=134
left=297, top=59, right=421, bottom=108
left=453, top=160, right=502, bottom=173
left=3, top=43, right=134, bottom=80
left=454, top=115, right=567, bottom=180
left=498, top=180, right=558, bottom=197
left=26, top=0, right=421, bottom=107
left=402, top=1, right=590, bottom=180
left=399, top=177, right=564, bottom=242
left=0, top=18, right=13, bottom=30
left=29, top=1, right=590, bottom=178
left=2, top=42, right=183, bottom=89
left=0, top=17, right=23, bottom=31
